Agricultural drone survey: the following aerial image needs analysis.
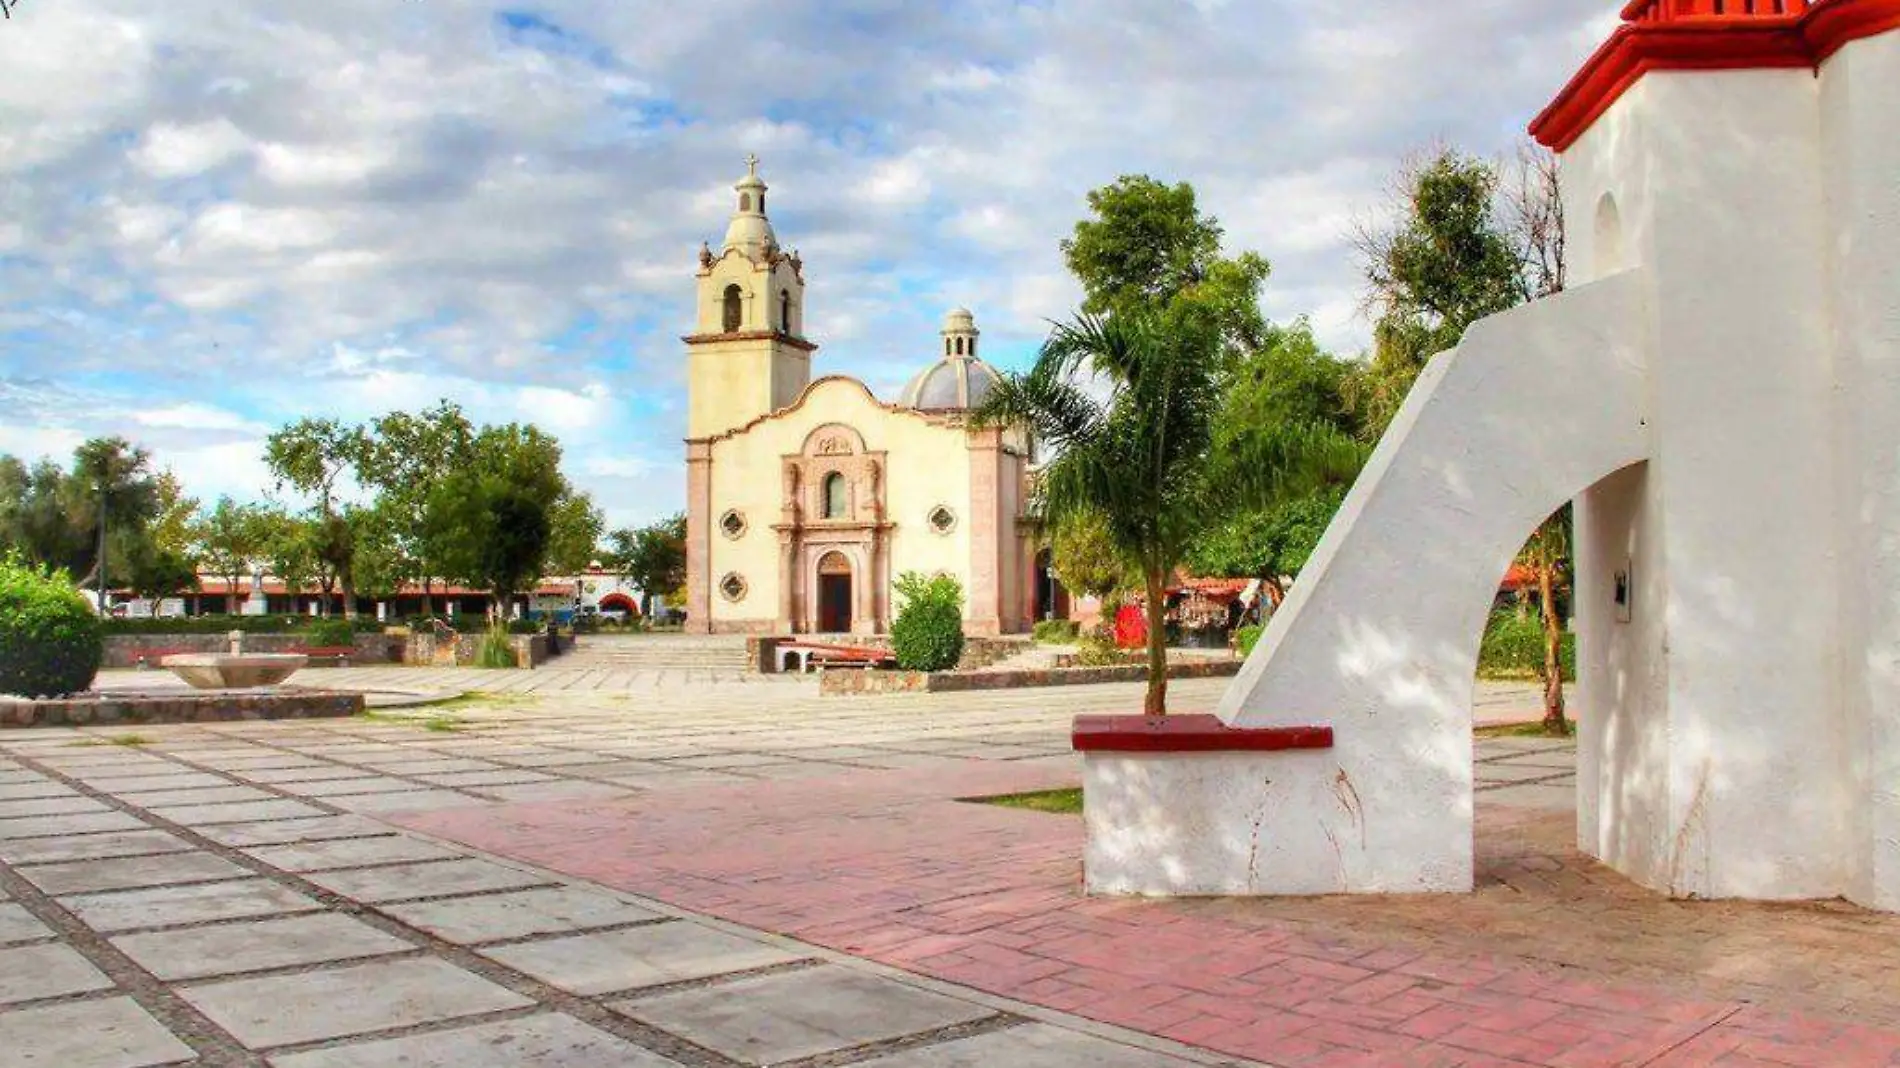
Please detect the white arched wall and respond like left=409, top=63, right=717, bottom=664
left=1085, top=271, right=1650, bottom=896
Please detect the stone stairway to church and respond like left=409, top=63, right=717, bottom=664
left=562, top=634, right=754, bottom=672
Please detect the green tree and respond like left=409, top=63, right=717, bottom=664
left=356, top=401, right=476, bottom=616
left=1062, top=175, right=1273, bottom=363
left=976, top=311, right=1226, bottom=716
left=264, top=419, right=368, bottom=617
left=425, top=424, right=567, bottom=615
left=1047, top=510, right=1133, bottom=603
left=1348, top=150, right=1525, bottom=439
left=545, top=492, right=605, bottom=576
left=193, top=498, right=268, bottom=615
left=606, top=514, right=686, bottom=618
left=258, top=508, right=319, bottom=618
left=349, top=504, right=411, bottom=609
left=1187, top=488, right=1346, bottom=609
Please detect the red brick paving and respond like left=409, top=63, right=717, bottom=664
left=394, top=760, right=1900, bottom=1067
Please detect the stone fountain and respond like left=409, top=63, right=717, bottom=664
left=161, top=631, right=307, bottom=690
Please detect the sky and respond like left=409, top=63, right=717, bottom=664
left=0, top=0, right=1619, bottom=531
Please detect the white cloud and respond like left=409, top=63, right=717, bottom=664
left=0, top=0, right=1618, bottom=527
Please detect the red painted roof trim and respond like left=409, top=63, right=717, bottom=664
left=1072, top=715, right=1334, bottom=754
left=1531, top=0, right=1900, bottom=151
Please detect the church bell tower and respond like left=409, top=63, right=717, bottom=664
left=684, top=156, right=816, bottom=440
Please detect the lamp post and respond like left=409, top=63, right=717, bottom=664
left=95, top=478, right=108, bottom=614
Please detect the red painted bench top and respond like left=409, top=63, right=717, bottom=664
left=1072, top=715, right=1334, bottom=754
left=781, top=642, right=894, bottom=663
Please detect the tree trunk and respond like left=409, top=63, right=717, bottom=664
left=1143, top=567, right=1169, bottom=717
left=225, top=577, right=239, bottom=616
left=1538, top=560, right=1569, bottom=736
left=341, top=574, right=357, bottom=621
left=421, top=577, right=434, bottom=619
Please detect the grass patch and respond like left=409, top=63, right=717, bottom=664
left=965, top=787, right=1083, bottom=815
left=69, top=733, right=153, bottom=748
left=354, top=710, right=470, bottom=733
left=1476, top=721, right=1569, bottom=739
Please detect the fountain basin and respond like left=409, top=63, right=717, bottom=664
left=160, top=654, right=308, bottom=690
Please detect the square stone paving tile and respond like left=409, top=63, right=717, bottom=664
left=0, top=780, right=76, bottom=801
left=0, top=810, right=147, bottom=840
left=19, top=850, right=250, bottom=895
left=468, top=781, right=633, bottom=804
left=1475, top=763, right=1570, bottom=784
left=276, top=776, right=433, bottom=798
left=358, top=757, right=499, bottom=775
left=482, top=922, right=800, bottom=996
left=0, top=995, right=197, bottom=1068
left=491, top=750, right=620, bottom=768
left=413, top=768, right=557, bottom=787
left=324, top=789, right=488, bottom=815
left=117, top=784, right=275, bottom=807
left=853, top=1024, right=1198, bottom=1067
left=240, top=766, right=380, bottom=785
left=196, top=814, right=390, bottom=847
left=300, top=857, right=550, bottom=903
left=0, top=828, right=193, bottom=865
left=0, top=794, right=109, bottom=819
left=62, top=877, right=322, bottom=933
left=179, top=955, right=533, bottom=1050
left=377, top=885, right=664, bottom=945
left=267, top=1013, right=684, bottom=1068
left=244, top=834, right=463, bottom=873
left=614, top=965, right=992, bottom=1066
left=146, top=798, right=329, bottom=826
left=193, top=755, right=332, bottom=771
left=1483, top=749, right=1578, bottom=769
left=1479, top=782, right=1577, bottom=810
left=0, top=902, right=53, bottom=945
left=0, top=941, right=113, bottom=1005
left=113, top=911, right=414, bottom=981
left=77, top=772, right=233, bottom=793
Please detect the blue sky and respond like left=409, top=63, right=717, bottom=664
left=0, top=0, right=1618, bottom=530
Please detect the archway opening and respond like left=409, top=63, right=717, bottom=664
left=817, top=551, right=853, bottom=633
left=722, top=284, right=743, bottom=333
left=1034, top=547, right=1070, bottom=622
left=822, top=472, right=847, bottom=519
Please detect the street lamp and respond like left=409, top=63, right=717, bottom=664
left=95, top=478, right=108, bottom=614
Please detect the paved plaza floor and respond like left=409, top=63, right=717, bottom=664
left=2, top=645, right=1894, bottom=1066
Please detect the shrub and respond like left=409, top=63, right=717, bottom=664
left=476, top=624, right=518, bottom=669
left=1235, top=624, right=1265, bottom=658
left=1478, top=609, right=1575, bottom=681
left=305, top=618, right=355, bottom=647
left=0, top=557, right=104, bottom=698
left=1073, top=633, right=1134, bottom=667
left=890, top=572, right=965, bottom=672
left=1031, top=619, right=1081, bottom=644
left=506, top=617, right=543, bottom=635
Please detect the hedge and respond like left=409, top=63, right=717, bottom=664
left=1031, top=619, right=1081, bottom=644
left=102, top=615, right=384, bottom=635
left=1478, top=610, right=1576, bottom=681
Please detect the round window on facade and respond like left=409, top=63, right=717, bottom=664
left=719, top=573, right=748, bottom=603
left=928, top=505, right=957, bottom=535
left=720, top=509, right=748, bottom=540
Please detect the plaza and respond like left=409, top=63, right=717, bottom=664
left=0, top=637, right=1896, bottom=1066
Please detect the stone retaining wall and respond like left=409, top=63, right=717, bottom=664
left=1, top=690, right=364, bottom=728
left=752, top=634, right=1033, bottom=674
left=819, top=657, right=1243, bottom=696
left=407, top=631, right=553, bottom=669
left=104, top=633, right=401, bottom=669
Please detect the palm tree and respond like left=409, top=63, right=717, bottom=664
left=978, top=311, right=1362, bottom=715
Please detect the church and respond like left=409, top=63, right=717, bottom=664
left=682, top=158, right=1047, bottom=636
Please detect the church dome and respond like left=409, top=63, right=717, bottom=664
left=902, top=307, right=1000, bottom=411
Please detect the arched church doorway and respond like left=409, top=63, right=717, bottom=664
left=1034, top=548, right=1069, bottom=622
left=817, top=551, right=853, bottom=633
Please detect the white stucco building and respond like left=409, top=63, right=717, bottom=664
left=682, top=159, right=1046, bottom=636
left=1080, top=0, right=1900, bottom=911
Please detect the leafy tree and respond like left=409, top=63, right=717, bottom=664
left=1348, top=150, right=1524, bottom=438
left=148, top=473, right=198, bottom=559
left=193, top=498, right=268, bottom=614
left=265, top=419, right=368, bottom=616
left=545, top=492, right=605, bottom=575
left=1047, top=510, right=1133, bottom=602
left=425, top=424, right=566, bottom=614
left=259, top=508, right=320, bottom=618
left=1187, top=488, right=1346, bottom=609
left=976, top=311, right=1226, bottom=716
left=606, top=514, right=686, bottom=617
left=349, top=503, right=414, bottom=609
left=356, top=401, right=475, bottom=616
left=1062, top=175, right=1273, bottom=363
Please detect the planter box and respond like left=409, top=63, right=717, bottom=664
left=819, top=657, right=1243, bottom=696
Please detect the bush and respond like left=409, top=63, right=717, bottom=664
left=0, top=558, right=104, bottom=698
left=890, top=572, right=965, bottom=672
left=1235, top=624, right=1265, bottom=658
left=102, top=614, right=384, bottom=635
left=1073, top=633, right=1134, bottom=667
left=506, top=617, right=543, bottom=635
left=1031, top=619, right=1081, bottom=644
left=1478, top=609, right=1575, bottom=681
left=476, top=624, right=518, bottom=669
left=305, top=618, right=355, bottom=647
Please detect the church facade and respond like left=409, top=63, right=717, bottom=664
left=682, top=159, right=1044, bottom=636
